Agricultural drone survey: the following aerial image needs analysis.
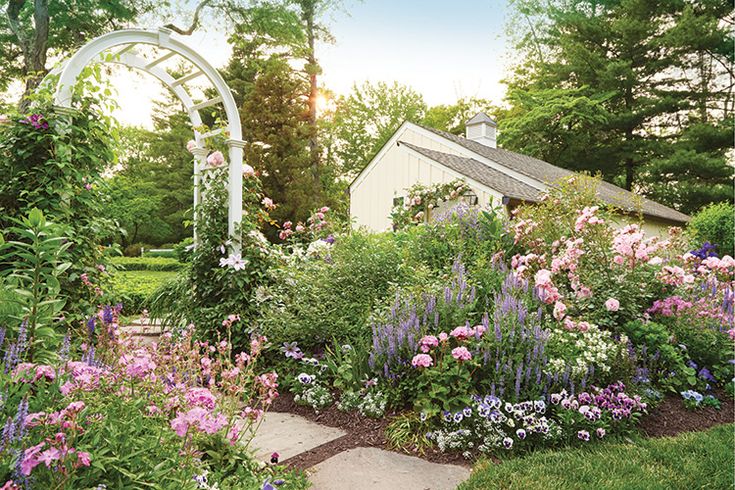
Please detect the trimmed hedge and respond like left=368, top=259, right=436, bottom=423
left=110, top=256, right=183, bottom=272
left=109, top=270, right=178, bottom=314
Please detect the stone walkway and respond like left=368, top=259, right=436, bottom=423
left=251, top=412, right=470, bottom=490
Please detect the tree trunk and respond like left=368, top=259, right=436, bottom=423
left=7, top=0, right=50, bottom=110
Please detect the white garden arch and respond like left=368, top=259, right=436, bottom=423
left=45, top=27, right=244, bottom=250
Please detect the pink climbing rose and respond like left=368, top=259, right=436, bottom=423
left=206, top=151, right=225, bottom=167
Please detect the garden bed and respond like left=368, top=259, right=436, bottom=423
left=271, top=392, right=470, bottom=470
left=640, top=392, right=734, bottom=438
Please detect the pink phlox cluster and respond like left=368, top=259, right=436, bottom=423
left=118, top=350, right=156, bottom=379
left=185, top=388, right=217, bottom=410
left=60, top=361, right=107, bottom=396
left=13, top=363, right=55, bottom=383
left=170, top=407, right=227, bottom=437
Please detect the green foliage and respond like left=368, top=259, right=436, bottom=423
left=109, top=256, right=183, bottom=272
left=502, top=0, right=733, bottom=212
left=258, top=231, right=429, bottom=349
left=105, top=102, right=195, bottom=247
left=459, top=424, right=734, bottom=490
left=668, top=319, right=733, bottom=383
left=622, top=320, right=692, bottom=390
left=0, top=0, right=156, bottom=93
left=385, top=413, right=431, bottom=454
left=688, top=202, right=735, bottom=257
left=109, top=270, right=178, bottom=315
left=422, top=97, right=497, bottom=136
left=0, top=96, right=119, bottom=323
left=326, top=81, right=427, bottom=178
left=0, top=209, right=71, bottom=361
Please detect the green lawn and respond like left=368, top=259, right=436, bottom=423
left=460, top=424, right=734, bottom=490
left=110, top=270, right=177, bottom=314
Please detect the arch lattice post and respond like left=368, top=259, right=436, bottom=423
left=46, top=27, right=245, bottom=252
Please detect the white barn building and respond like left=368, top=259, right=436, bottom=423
left=349, top=113, right=689, bottom=236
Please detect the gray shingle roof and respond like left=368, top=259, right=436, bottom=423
left=399, top=141, right=541, bottom=202
left=417, top=125, right=690, bottom=223
left=466, top=112, right=497, bottom=126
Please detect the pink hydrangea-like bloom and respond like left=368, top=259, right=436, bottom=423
left=450, top=325, right=473, bottom=340
left=577, top=321, right=590, bottom=332
left=171, top=407, right=227, bottom=437
left=605, top=298, right=620, bottom=312
left=119, top=352, right=156, bottom=379
left=451, top=346, right=472, bottom=361
left=206, top=150, right=225, bottom=167
left=419, top=335, right=439, bottom=353
left=185, top=388, right=217, bottom=410
left=438, top=332, right=448, bottom=342
left=658, top=265, right=694, bottom=286
left=411, top=354, right=433, bottom=368
left=186, top=140, right=197, bottom=152
left=563, top=318, right=576, bottom=331
left=295, top=224, right=305, bottom=232
left=243, top=164, right=255, bottom=177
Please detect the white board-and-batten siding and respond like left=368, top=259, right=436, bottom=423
left=350, top=123, right=503, bottom=231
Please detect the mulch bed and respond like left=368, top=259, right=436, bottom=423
left=272, top=390, right=734, bottom=470
left=639, top=391, right=734, bottom=438
left=271, top=392, right=470, bottom=470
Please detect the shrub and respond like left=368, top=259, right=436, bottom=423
left=0, top=98, right=119, bottom=323
left=258, top=230, right=432, bottom=349
left=110, top=256, right=183, bottom=272
left=123, top=242, right=147, bottom=257
left=688, top=202, right=734, bottom=257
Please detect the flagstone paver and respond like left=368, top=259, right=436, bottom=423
left=307, top=446, right=470, bottom=490
left=250, top=412, right=346, bottom=462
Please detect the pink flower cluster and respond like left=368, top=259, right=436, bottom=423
left=14, top=363, right=55, bottom=383
left=21, top=402, right=91, bottom=477
left=118, top=350, right=156, bottom=379
left=170, top=407, right=228, bottom=437
left=279, top=206, right=331, bottom=241
left=206, top=150, right=225, bottom=167
left=574, top=206, right=604, bottom=232
left=612, top=224, right=663, bottom=267
left=185, top=388, right=217, bottom=410
left=59, top=361, right=107, bottom=396
left=534, top=269, right=560, bottom=304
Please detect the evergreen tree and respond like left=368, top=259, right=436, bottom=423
left=502, top=0, right=733, bottom=213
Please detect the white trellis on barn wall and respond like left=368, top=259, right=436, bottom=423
left=45, top=27, right=244, bottom=251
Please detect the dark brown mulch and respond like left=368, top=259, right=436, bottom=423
left=270, top=392, right=470, bottom=470
left=639, top=391, right=734, bottom=438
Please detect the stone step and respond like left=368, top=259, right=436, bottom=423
left=308, top=447, right=470, bottom=490
left=249, top=412, right=346, bottom=463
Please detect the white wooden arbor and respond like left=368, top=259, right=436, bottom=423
left=46, top=27, right=244, bottom=249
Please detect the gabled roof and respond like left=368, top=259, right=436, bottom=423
left=399, top=142, right=540, bottom=202
left=416, top=124, right=690, bottom=224
left=466, top=112, right=497, bottom=126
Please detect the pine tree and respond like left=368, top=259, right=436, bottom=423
left=502, top=0, right=733, bottom=213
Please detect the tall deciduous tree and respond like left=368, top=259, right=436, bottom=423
left=327, top=81, right=427, bottom=179
left=0, top=0, right=154, bottom=105
left=502, top=0, right=733, bottom=213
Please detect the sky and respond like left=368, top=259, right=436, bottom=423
left=110, top=0, right=514, bottom=127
